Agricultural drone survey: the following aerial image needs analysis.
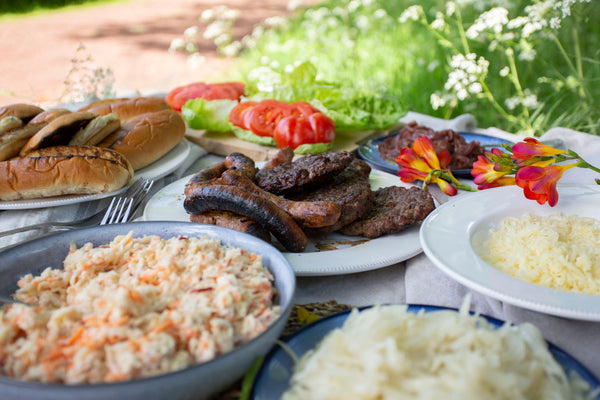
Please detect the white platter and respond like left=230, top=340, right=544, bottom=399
left=420, top=184, right=600, bottom=321
left=144, top=168, right=426, bottom=276
left=0, top=139, right=191, bottom=210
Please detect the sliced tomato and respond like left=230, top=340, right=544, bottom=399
left=246, top=100, right=293, bottom=137
left=165, top=81, right=245, bottom=111
left=229, top=101, right=258, bottom=130
left=290, top=101, right=321, bottom=117
left=308, top=113, right=336, bottom=143
left=273, top=116, right=315, bottom=149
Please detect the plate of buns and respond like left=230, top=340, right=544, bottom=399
left=0, top=98, right=189, bottom=209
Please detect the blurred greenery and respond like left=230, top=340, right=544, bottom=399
left=0, top=0, right=124, bottom=16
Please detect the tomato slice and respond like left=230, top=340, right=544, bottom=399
left=290, top=101, right=321, bottom=117
left=229, top=101, right=258, bottom=130
left=308, top=113, right=336, bottom=143
left=247, top=100, right=292, bottom=137
left=273, top=116, right=315, bottom=149
left=165, top=82, right=245, bottom=111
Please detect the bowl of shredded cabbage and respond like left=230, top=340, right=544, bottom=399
left=0, top=221, right=295, bottom=400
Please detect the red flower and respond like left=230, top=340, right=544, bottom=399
left=515, top=164, right=577, bottom=206
left=511, top=137, right=566, bottom=161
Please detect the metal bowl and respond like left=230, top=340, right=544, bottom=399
left=0, top=221, right=296, bottom=400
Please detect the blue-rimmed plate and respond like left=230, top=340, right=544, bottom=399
left=251, top=305, right=600, bottom=399
left=358, top=132, right=513, bottom=178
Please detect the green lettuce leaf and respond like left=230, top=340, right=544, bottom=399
left=231, top=126, right=276, bottom=146
left=181, top=98, right=237, bottom=132
left=293, top=142, right=333, bottom=154
left=244, top=61, right=405, bottom=132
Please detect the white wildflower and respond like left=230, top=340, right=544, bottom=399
left=326, top=16, right=339, bottom=29
left=185, top=42, right=198, bottom=53
left=446, top=2, right=456, bottom=17
left=499, top=66, right=510, bottom=77
left=467, top=7, right=509, bottom=38
left=518, top=42, right=537, bottom=61
left=223, top=8, right=240, bottom=21
left=264, top=16, right=287, bottom=28
left=284, top=64, right=294, bottom=74
left=203, top=20, right=228, bottom=40
left=287, top=0, right=303, bottom=12
left=507, top=16, right=528, bottom=29
left=427, top=60, right=440, bottom=72
left=356, top=15, right=370, bottom=30
left=457, top=88, right=468, bottom=100
left=169, top=38, right=185, bottom=52
left=399, top=5, right=422, bottom=23
left=505, top=96, right=521, bottom=110
left=549, top=17, right=562, bottom=29
left=222, top=41, right=242, bottom=57
left=522, top=92, right=540, bottom=109
left=200, top=9, right=214, bottom=22
left=431, top=12, right=446, bottom=30
left=469, top=82, right=483, bottom=94
left=214, top=33, right=232, bottom=47
left=184, top=26, right=199, bottom=40
left=430, top=93, right=447, bottom=110
left=363, top=0, right=374, bottom=6
left=374, top=9, right=388, bottom=19
left=270, top=60, right=281, bottom=69
left=348, top=0, right=360, bottom=13
left=260, top=56, right=270, bottom=65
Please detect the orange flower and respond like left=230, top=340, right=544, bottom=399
left=515, top=164, right=577, bottom=206
left=471, top=149, right=515, bottom=188
left=511, top=137, right=566, bottom=161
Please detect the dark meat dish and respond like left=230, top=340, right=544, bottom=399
left=340, top=186, right=435, bottom=238
left=287, top=158, right=374, bottom=235
left=190, top=211, right=272, bottom=243
left=377, top=121, right=484, bottom=170
left=255, top=150, right=354, bottom=195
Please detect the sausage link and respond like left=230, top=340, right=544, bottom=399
left=184, top=184, right=308, bottom=252
left=221, top=170, right=341, bottom=228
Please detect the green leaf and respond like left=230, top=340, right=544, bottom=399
left=293, top=142, right=334, bottom=155
left=231, top=126, right=276, bottom=146
left=181, top=98, right=237, bottom=132
left=239, top=356, right=264, bottom=400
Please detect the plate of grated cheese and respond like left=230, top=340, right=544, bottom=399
left=420, top=184, right=600, bottom=321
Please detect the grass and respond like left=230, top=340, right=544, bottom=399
left=233, top=0, right=600, bottom=135
left=0, top=0, right=130, bottom=20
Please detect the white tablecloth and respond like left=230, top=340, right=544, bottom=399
left=1, top=114, right=599, bottom=378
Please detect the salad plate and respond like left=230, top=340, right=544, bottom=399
left=143, top=168, right=425, bottom=276
left=420, top=184, right=600, bottom=321
left=251, top=305, right=600, bottom=399
left=0, top=139, right=191, bottom=210
left=358, top=131, right=514, bottom=178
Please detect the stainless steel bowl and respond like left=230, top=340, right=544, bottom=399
left=0, top=221, right=296, bottom=400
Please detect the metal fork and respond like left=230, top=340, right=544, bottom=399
left=0, top=178, right=154, bottom=238
left=100, top=178, right=154, bottom=225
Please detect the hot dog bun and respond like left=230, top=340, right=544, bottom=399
left=81, top=97, right=171, bottom=121
left=0, top=103, right=44, bottom=123
left=19, top=111, right=97, bottom=156
left=0, top=146, right=133, bottom=201
left=0, top=109, right=73, bottom=161
left=98, top=109, right=185, bottom=170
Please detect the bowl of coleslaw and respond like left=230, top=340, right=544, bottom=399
left=0, top=221, right=295, bottom=400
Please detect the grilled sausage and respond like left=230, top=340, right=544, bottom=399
left=184, top=184, right=308, bottom=252
left=221, top=169, right=341, bottom=228
left=190, top=210, right=272, bottom=243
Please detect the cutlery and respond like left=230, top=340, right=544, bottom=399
left=0, top=178, right=154, bottom=239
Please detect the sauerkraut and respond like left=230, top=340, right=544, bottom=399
left=282, top=302, right=595, bottom=400
left=0, top=233, right=280, bottom=384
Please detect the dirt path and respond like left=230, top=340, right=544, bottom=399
left=0, top=0, right=294, bottom=107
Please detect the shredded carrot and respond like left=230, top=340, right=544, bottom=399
left=152, top=320, right=175, bottom=333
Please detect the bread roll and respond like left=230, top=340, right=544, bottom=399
left=69, top=113, right=120, bottom=146
left=98, top=109, right=185, bottom=170
left=0, top=109, right=73, bottom=161
left=81, top=97, right=171, bottom=122
left=0, top=146, right=133, bottom=201
left=0, top=103, right=44, bottom=123
left=19, top=111, right=97, bottom=156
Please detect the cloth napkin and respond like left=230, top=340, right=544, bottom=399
left=404, top=127, right=600, bottom=376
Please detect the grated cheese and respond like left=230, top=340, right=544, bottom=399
left=480, top=213, right=600, bottom=295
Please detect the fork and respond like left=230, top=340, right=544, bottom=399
left=0, top=178, right=154, bottom=238
left=100, top=178, right=154, bottom=225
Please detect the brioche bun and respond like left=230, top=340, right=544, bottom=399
left=81, top=97, right=171, bottom=122
left=98, top=109, right=185, bottom=170
left=0, top=145, right=133, bottom=201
